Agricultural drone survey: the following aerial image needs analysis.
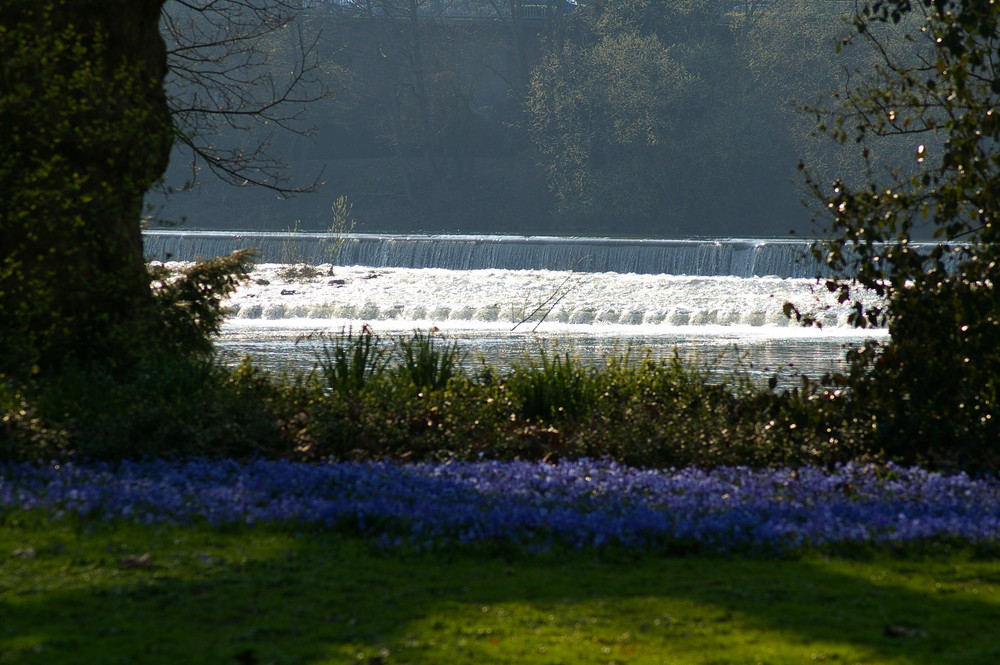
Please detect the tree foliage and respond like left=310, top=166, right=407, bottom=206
left=800, top=0, right=1000, bottom=468
left=307, top=1, right=513, bottom=217
left=160, top=0, right=919, bottom=235
left=527, top=32, right=694, bottom=221
left=527, top=0, right=729, bottom=228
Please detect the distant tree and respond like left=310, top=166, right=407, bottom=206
left=527, top=31, right=695, bottom=225
left=525, top=0, right=869, bottom=234
left=798, top=0, right=1000, bottom=467
left=481, top=0, right=575, bottom=94
left=737, top=1, right=861, bottom=186
left=527, top=0, right=744, bottom=230
left=313, top=0, right=505, bottom=215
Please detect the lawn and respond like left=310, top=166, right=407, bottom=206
left=2, top=519, right=999, bottom=665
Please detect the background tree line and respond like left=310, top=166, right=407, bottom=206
left=153, top=0, right=913, bottom=237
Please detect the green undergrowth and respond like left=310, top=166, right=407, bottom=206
left=2, top=516, right=999, bottom=665
left=0, top=328, right=989, bottom=471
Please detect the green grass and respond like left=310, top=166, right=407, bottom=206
left=2, top=517, right=999, bottom=664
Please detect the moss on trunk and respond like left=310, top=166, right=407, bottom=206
left=0, top=0, right=172, bottom=374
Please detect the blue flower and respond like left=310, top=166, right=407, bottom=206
left=2, top=458, right=998, bottom=554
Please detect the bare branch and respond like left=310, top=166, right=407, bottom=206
left=162, top=0, right=331, bottom=194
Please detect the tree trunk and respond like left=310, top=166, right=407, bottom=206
left=0, top=0, right=172, bottom=374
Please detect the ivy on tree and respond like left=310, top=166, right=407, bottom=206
left=0, top=1, right=269, bottom=378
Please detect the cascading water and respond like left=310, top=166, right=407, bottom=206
left=143, top=230, right=826, bottom=278
left=219, top=265, right=866, bottom=329
left=144, top=230, right=888, bottom=379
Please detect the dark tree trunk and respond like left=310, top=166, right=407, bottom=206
left=0, top=0, right=172, bottom=374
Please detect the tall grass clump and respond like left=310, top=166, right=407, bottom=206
left=393, top=329, right=464, bottom=391
left=316, top=325, right=387, bottom=395
left=506, top=350, right=603, bottom=422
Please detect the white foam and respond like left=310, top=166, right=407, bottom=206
left=180, top=263, right=887, bottom=336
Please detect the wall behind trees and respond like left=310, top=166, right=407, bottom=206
left=148, top=0, right=910, bottom=238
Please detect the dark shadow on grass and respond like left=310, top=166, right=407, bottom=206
left=2, top=523, right=1000, bottom=665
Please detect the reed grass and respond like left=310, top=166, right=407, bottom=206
left=505, top=350, right=603, bottom=422
left=394, top=329, right=465, bottom=391
left=316, top=325, right=387, bottom=395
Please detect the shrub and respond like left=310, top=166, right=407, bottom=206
left=151, top=249, right=256, bottom=359
left=0, top=355, right=285, bottom=462
left=796, top=0, right=1000, bottom=472
left=0, top=327, right=960, bottom=471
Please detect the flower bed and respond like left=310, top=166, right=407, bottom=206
left=2, top=459, right=998, bottom=555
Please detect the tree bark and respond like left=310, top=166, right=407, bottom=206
left=0, top=0, right=172, bottom=374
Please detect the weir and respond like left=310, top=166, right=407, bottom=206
left=143, top=231, right=826, bottom=278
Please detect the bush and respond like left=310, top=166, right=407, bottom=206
left=506, top=350, right=603, bottom=422
left=0, top=356, right=285, bottom=462
left=796, top=0, right=1000, bottom=472
left=151, top=249, right=256, bottom=359
left=263, top=342, right=874, bottom=469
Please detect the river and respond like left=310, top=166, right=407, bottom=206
left=144, top=231, right=887, bottom=383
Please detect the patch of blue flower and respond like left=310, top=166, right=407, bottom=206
left=2, top=459, right=998, bottom=554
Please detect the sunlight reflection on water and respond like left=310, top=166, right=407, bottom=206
left=216, top=321, right=885, bottom=388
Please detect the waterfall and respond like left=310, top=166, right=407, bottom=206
left=143, top=230, right=826, bottom=279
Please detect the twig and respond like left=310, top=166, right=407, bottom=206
left=511, top=256, right=590, bottom=332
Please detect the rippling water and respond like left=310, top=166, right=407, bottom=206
left=216, top=323, right=879, bottom=385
